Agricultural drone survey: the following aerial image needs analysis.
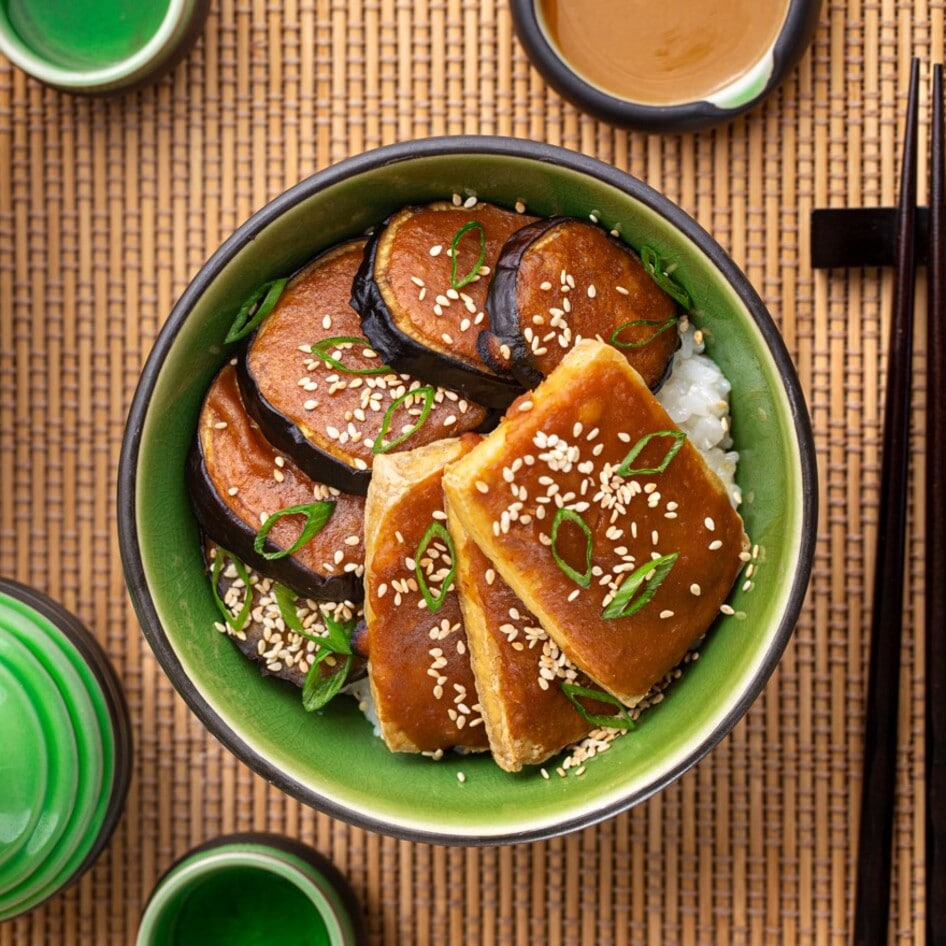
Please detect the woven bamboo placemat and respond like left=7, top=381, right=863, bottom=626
left=0, top=1, right=940, bottom=943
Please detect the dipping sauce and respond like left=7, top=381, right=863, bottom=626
left=537, top=0, right=791, bottom=106
left=6, top=0, right=170, bottom=70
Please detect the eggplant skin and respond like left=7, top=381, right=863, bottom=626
left=351, top=217, right=525, bottom=410
left=206, top=541, right=368, bottom=690
left=479, top=218, right=554, bottom=389
left=187, top=434, right=364, bottom=604
left=482, top=216, right=680, bottom=392
left=235, top=347, right=374, bottom=497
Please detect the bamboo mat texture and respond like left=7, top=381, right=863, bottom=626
left=0, top=1, right=941, bottom=943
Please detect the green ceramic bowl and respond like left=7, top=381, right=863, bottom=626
left=118, top=137, right=816, bottom=845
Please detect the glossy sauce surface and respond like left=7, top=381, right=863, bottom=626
left=444, top=342, right=748, bottom=704
left=247, top=241, right=487, bottom=472
left=200, top=365, right=365, bottom=578
left=376, top=202, right=537, bottom=370
left=538, top=0, right=790, bottom=105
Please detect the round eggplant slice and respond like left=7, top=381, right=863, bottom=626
left=239, top=239, right=492, bottom=495
left=480, top=217, right=680, bottom=390
left=189, top=363, right=365, bottom=603
left=351, top=201, right=537, bottom=408
left=207, top=541, right=367, bottom=693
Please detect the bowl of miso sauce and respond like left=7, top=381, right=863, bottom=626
left=510, top=0, right=822, bottom=131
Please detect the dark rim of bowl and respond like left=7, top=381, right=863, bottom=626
left=117, top=135, right=818, bottom=846
left=508, top=0, right=822, bottom=132
left=141, top=832, right=366, bottom=945
left=0, top=577, right=133, bottom=900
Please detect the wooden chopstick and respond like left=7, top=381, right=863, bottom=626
left=927, top=62, right=946, bottom=946
left=852, top=56, right=920, bottom=946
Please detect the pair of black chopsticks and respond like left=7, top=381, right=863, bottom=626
left=852, top=59, right=946, bottom=946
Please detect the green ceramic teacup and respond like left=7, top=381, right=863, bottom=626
left=137, top=834, right=363, bottom=946
left=118, top=137, right=817, bottom=845
left=0, top=0, right=210, bottom=94
left=0, top=579, right=131, bottom=919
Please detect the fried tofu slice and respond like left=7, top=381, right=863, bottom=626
left=446, top=506, right=620, bottom=771
left=364, top=436, right=488, bottom=754
left=442, top=339, right=748, bottom=707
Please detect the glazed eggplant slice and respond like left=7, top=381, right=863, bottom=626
left=446, top=506, right=625, bottom=772
left=207, top=541, right=367, bottom=696
left=480, top=217, right=680, bottom=389
left=443, top=340, right=748, bottom=708
left=364, top=437, right=489, bottom=755
left=189, top=363, right=365, bottom=603
left=239, top=239, right=491, bottom=495
left=351, top=201, right=537, bottom=408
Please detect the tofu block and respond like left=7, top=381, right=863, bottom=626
left=443, top=339, right=748, bottom=706
left=447, top=506, right=618, bottom=772
left=364, top=436, right=488, bottom=754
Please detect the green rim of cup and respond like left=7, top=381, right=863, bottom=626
left=0, top=586, right=127, bottom=921
left=137, top=835, right=363, bottom=946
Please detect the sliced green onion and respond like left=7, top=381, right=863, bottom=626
left=610, top=316, right=678, bottom=349
left=640, top=245, right=691, bottom=310
left=274, top=582, right=307, bottom=635
left=550, top=507, right=593, bottom=588
left=253, top=500, right=336, bottom=560
left=302, top=652, right=352, bottom=711
left=561, top=681, right=636, bottom=731
left=317, top=609, right=355, bottom=655
left=309, top=335, right=390, bottom=375
left=372, top=385, right=436, bottom=455
left=414, top=521, right=456, bottom=614
left=615, top=430, right=686, bottom=477
left=224, top=277, right=289, bottom=344
left=210, top=548, right=252, bottom=632
left=602, top=551, right=679, bottom=620
left=450, top=221, right=487, bottom=289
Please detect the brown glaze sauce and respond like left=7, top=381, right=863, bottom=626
left=446, top=343, right=747, bottom=703
left=452, top=526, right=611, bottom=769
left=512, top=219, right=678, bottom=385
left=538, top=0, right=790, bottom=106
left=376, top=202, right=537, bottom=371
left=200, top=365, right=366, bottom=578
left=367, top=452, right=488, bottom=753
left=247, top=240, right=489, bottom=471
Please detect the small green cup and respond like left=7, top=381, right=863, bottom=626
left=0, top=0, right=211, bottom=94
left=0, top=578, right=132, bottom=921
left=137, top=834, right=365, bottom=946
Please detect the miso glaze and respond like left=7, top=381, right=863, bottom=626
left=538, top=0, right=791, bottom=106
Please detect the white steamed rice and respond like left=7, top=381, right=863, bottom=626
left=656, top=324, right=741, bottom=507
